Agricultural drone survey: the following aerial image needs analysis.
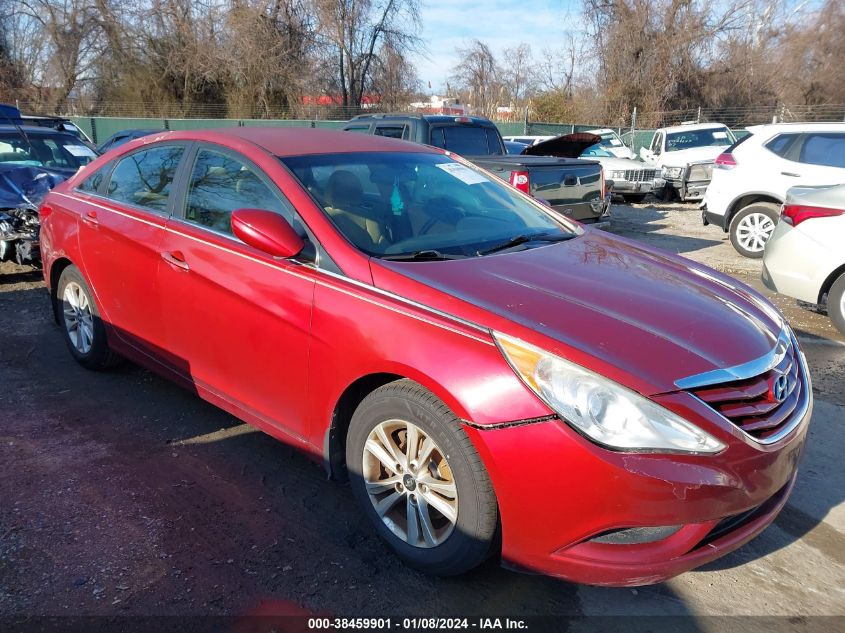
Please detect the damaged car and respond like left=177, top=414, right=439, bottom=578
left=0, top=125, right=98, bottom=267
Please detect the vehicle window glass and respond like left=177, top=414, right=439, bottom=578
left=665, top=128, right=734, bottom=151
left=799, top=134, right=845, bottom=168
left=106, top=146, right=183, bottom=212
left=0, top=132, right=97, bottom=169
left=374, top=126, right=405, bottom=139
left=429, top=125, right=498, bottom=155
left=184, top=148, right=292, bottom=234
left=764, top=134, right=798, bottom=158
left=77, top=165, right=109, bottom=194
left=581, top=144, right=614, bottom=157
left=652, top=133, right=662, bottom=155
left=345, top=126, right=371, bottom=134
left=280, top=152, right=572, bottom=258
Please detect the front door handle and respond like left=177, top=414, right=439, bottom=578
left=82, top=210, right=98, bottom=226
left=161, top=251, right=189, bottom=272
left=781, top=172, right=801, bottom=177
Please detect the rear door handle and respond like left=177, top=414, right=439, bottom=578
left=781, top=172, right=801, bottom=177
left=82, top=210, right=98, bottom=226
left=161, top=251, right=189, bottom=272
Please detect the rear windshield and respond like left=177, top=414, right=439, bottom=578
left=429, top=125, right=504, bottom=155
left=0, top=131, right=97, bottom=170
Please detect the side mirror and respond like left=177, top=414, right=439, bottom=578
left=231, top=208, right=304, bottom=258
left=639, top=147, right=654, bottom=162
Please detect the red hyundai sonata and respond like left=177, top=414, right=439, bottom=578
left=39, top=128, right=811, bottom=586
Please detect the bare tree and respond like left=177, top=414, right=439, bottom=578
left=500, top=43, right=535, bottom=108
left=450, top=39, right=502, bottom=117
left=313, top=0, right=421, bottom=109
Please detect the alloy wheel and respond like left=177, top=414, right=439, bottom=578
left=735, top=212, right=775, bottom=253
left=362, top=419, right=458, bottom=548
left=63, top=281, right=95, bottom=354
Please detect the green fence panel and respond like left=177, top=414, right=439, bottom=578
left=240, top=119, right=312, bottom=128
left=68, top=117, right=95, bottom=141
left=166, top=118, right=242, bottom=131
left=494, top=122, right=525, bottom=136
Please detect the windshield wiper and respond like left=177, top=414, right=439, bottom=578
left=476, top=232, right=577, bottom=256
left=380, top=250, right=465, bottom=262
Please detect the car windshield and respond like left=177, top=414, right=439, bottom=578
left=598, top=133, right=624, bottom=148
left=581, top=144, right=614, bottom=157
left=280, top=151, right=575, bottom=258
left=429, top=126, right=503, bottom=155
left=665, top=128, right=735, bottom=151
left=0, top=131, right=97, bottom=170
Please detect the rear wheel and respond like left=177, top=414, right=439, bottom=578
left=730, top=202, right=780, bottom=258
left=57, top=265, right=121, bottom=370
left=346, top=380, right=498, bottom=576
left=828, top=273, right=845, bottom=336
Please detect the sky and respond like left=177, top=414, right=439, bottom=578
left=414, top=0, right=583, bottom=94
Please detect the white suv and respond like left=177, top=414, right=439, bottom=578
left=702, top=122, right=845, bottom=258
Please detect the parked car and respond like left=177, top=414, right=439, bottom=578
left=97, top=128, right=165, bottom=154
left=504, top=140, right=529, bottom=154
left=580, top=143, right=659, bottom=203
left=640, top=123, right=736, bottom=201
left=501, top=135, right=555, bottom=146
left=0, top=105, right=94, bottom=145
left=584, top=128, right=636, bottom=159
left=0, top=125, right=98, bottom=266
left=42, top=127, right=811, bottom=586
left=703, top=122, right=845, bottom=258
left=344, top=114, right=610, bottom=223
left=763, top=183, right=845, bottom=334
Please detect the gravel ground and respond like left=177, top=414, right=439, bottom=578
left=0, top=200, right=843, bottom=626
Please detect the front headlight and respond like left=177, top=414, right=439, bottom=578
left=661, top=166, right=683, bottom=179
left=495, top=333, right=726, bottom=454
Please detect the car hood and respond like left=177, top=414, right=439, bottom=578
left=522, top=133, right=602, bottom=158
left=371, top=230, right=783, bottom=396
left=658, top=146, right=727, bottom=167
left=0, top=164, right=70, bottom=209
left=590, top=156, right=652, bottom=171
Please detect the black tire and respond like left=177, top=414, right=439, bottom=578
left=56, top=265, right=121, bottom=370
left=729, top=202, right=780, bottom=259
left=828, top=273, right=845, bottom=336
left=622, top=194, right=647, bottom=204
left=346, top=379, right=498, bottom=576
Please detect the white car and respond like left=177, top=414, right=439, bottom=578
left=703, top=122, right=845, bottom=258
left=580, top=144, right=659, bottom=202
left=640, top=123, right=736, bottom=201
left=762, top=183, right=845, bottom=335
left=585, top=128, right=636, bottom=159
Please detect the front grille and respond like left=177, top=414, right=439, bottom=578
left=689, top=340, right=804, bottom=441
left=688, top=163, right=714, bottom=181
left=623, top=169, right=656, bottom=182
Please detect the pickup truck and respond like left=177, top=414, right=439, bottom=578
left=343, top=114, right=611, bottom=223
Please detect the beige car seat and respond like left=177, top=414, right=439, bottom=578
left=324, top=170, right=386, bottom=249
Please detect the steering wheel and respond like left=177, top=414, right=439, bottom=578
left=419, top=197, right=467, bottom=235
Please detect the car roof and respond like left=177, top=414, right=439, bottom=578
left=0, top=124, right=79, bottom=136
left=133, top=127, right=438, bottom=157
left=348, top=113, right=496, bottom=126
left=660, top=123, right=729, bottom=133
left=745, top=122, right=845, bottom=134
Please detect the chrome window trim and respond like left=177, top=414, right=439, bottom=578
left=674, top=327, right=791, bottom=390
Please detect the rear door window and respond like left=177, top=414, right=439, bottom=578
left=105, top=145, right=184, bottom=213
left=374, top=125, right=407, bottom=139
left=799, top=133, right=845, bottom=168
left=765, top=133, right=800, bottom=158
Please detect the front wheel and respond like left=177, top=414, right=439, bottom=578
left=828, top=273, right=845, bottom=336
left=346, top=380, right=498, bottom=576
left=729, top=203, right=780, bottom=258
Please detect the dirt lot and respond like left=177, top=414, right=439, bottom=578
left=0, top=201, right=843, bottom=625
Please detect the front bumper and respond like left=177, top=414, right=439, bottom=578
left=664, top=177, right=710, bottom=201
left=464, top=390, right=810, bottom=586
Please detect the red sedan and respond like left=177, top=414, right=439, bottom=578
left=39, top=128, right=812, bottom=586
